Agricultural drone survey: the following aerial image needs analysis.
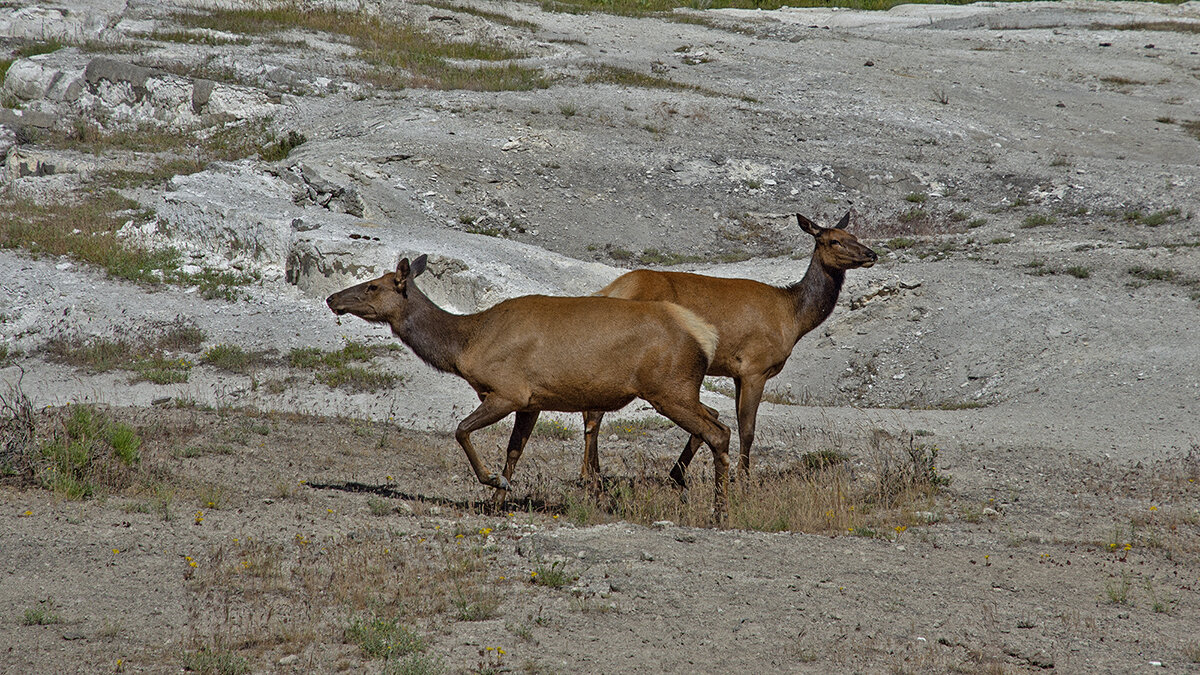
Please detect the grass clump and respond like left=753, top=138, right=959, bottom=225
left=201, top=344, right=265, bottom=374
left=534, top=418, right=576, bottom=440
left=178, top=2, right=546, bottom=92
left=21, top=598, right=63, bottom=626
left=584, top=64, right=710, bottom=95
left=346, top=615, right=426, bottom=659
left=602, top=415, right=674, bottom=440
left=1, top=381, right=37, bottom=477
left=181, top=647, right=250, bottom=675
left=530, top=560, right=578, bottom=588
left=288, top=341, right=401, bottom=392
left=1021, top=214, right=1057, bottom=228
left=40, top=405, right=142, bottom=499
left=46, top=319, right=205, bottom=383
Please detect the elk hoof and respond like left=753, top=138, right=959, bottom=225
left=486, top=474, right=511, bottom=491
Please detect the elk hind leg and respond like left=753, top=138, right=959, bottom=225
left=493, top=410, right=539, bottom=510
left=669, top=403, right=720, bottom=488
left=655, top=400, right=731, bottom=517
left=580, top=410, right=605, bottom=490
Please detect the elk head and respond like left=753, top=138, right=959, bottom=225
left=326, top=254, right=428, bottom=326
left=796, top=212, right=878, bottom=271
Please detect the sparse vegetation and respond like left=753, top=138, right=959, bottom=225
left=346, top=615, right=426, bottom=659
left=533, top=418, right=576, bottom=440
left=288, top=341, right=402, bottom=392
left=177, top=2, right=546, bottom=92
left=21, top=598, right=63, bottom=626
left=39, top=405, right=142, bottom=499
left=181, top=647, right=250, bottom=675
left=46, top=319, right=205, bottom=384
left=637, top=248, right=705, bottom=266
left=530, top=560, right=577, bottom=588
left=1021, top=214, right=1057, bottom=228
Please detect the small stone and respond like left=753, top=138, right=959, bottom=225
left=640, top=551, right=655, bottom=561
left=278, top=654, right=299, bottom=665
left=864, top=60, right=874, bottom=67
left=651, top=520, right=675, bottom=529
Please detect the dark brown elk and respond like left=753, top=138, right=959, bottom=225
left=326, top=254, right=732, bottom=515
left=581, top=211, right=877, bottom=486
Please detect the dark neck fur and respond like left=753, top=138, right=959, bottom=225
left=390, top=283, right=474, bottom=375
left=786, top=254, right=846, bottom=339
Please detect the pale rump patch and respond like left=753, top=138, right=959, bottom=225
left=663, top=302, right=718, bottom=364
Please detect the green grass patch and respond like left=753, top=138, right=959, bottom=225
left=177, top=2, right=545, bottom=92
left=1128, top=265, right=1179, bottom=282
left=46, top=319, right=205, bottom=383
left=1021, top=213, right=1057, bottom=228
left=289, top=341, right=402, bottom=392
left=530, top=560, right=578, bottom=588
left=22, top=598, right=63, bottom=626
left=202, top=344, right=267, bottom=374
left=40, top=405, right=142, bottom=499
left=886, top=237, right=916, bottom=249
left=534, top=418, right=576, bottom=440
left=602, top=415, right=675, bottom=440
left=1, top=122, right=275, bottom=294
left=181, top=647, right=250, bottom=675
left=584, top=64, right=713, bottom=96
left=346, top=615, right=426, bottom=659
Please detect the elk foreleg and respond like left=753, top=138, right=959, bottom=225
left=455, top=396, right=519, bottom=491
left=734, top=375, right=767, bottom=478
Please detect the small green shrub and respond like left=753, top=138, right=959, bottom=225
left=22, top=598, right=62, bottom=626
left=534, top=418, right=576, bottom=440
left=40, top=405, right=142, bottom=499
left=1021, top=214, right=1057, bottom=228
left=181, top=647, right=249, bottom=675
left=346, top=615, right=426, bottom=659
left=530, top=560, right=577, bottom=588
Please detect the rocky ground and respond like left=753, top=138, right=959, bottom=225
left=2, top=0, right=1200, bottom=672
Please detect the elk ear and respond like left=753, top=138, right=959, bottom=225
left=396, top=257, right=410, bottom=278
left=835, top=211, right=851, bottom=230
left=796, top=213, right=823, bottom=237
left=410, top=254, right=428, bottom=278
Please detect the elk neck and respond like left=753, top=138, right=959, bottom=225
left=786, top=253, right=846, bottom=340
left=390, top=283, right=477, bottom=375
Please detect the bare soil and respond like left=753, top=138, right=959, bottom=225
left=2, top=0, right=1200, bottom=673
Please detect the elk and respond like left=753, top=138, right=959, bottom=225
left=580, top=211, right=878, bottom=486
left=326, top=255, right=732, bottom=515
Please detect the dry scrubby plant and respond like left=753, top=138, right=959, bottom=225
left=184, top=526, right=496, bottom=670
left=46, top=318, right=206, bottom=384
left=0, top=378, right=36, bottom=478
left=521, top=429, right=947, bottom=533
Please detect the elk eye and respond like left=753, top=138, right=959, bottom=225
left=367, top=284, right=378, bottom=292
left=831, top=240, right=843, bottom=247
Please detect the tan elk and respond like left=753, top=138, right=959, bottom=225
left=580, top=211, right=877, bottom=486
left=326, top=255, right=733, bottom=515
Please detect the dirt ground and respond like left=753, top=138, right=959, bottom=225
left=2, top=0, right=1200, bottom=673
